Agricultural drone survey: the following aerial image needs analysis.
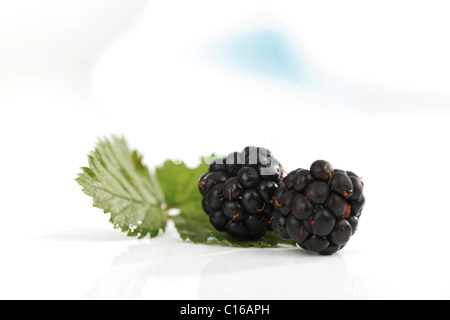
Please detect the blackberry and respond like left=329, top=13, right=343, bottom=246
left=269, top=160, right=365, bottom=255
left=199, top=147, right=284, bottom=240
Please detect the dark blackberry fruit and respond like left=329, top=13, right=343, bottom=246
left=257, top=180, right=279, bottom=203
left=304, top=181, right=330, bottom=205
left=199, top=147, right=284, bottom=240
left=222, top=177, right=243, bottom=201
left=198, top=171, right=228, bottom=196
left=237, top=167, right=260, bottom=188
left=310, top=160, right=334, bottom=182
left=270, top=160, right=365, bottom=255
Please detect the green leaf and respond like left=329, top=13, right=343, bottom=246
left=155, top=158, right=210, bottom=212
left=156, top=158, right=297, bottom=248
left=210, top=229, right=297, bottom=248
left=76, top=136, right=166, bottom=238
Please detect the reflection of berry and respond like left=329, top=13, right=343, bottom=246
left=269, top=160, right=365, bottom=255
left=199, top=147, right=284, bottom=239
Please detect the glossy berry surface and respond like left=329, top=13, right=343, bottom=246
left=199, top=147, right=284, bottom=240
left=269, top=160, right=365, bottom=255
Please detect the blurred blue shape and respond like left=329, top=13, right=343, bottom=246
left=213, top=29, right=302, bottom=82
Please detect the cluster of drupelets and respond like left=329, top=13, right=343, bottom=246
left=198, top=147, right=364, bottom=255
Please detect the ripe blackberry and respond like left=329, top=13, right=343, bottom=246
left=269, top=160, right=365, bottom=255
left=199, top=147, right=284, bottom=240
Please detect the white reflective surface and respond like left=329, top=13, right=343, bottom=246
left=3, top=216, right=449, bottom=300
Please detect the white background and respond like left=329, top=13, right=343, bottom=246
left=1, top=0, right=450, bottom=300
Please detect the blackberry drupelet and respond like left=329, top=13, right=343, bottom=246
left=199, top=147, right=284, bottom=240
left=269, top=160, right=365, bottom=255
